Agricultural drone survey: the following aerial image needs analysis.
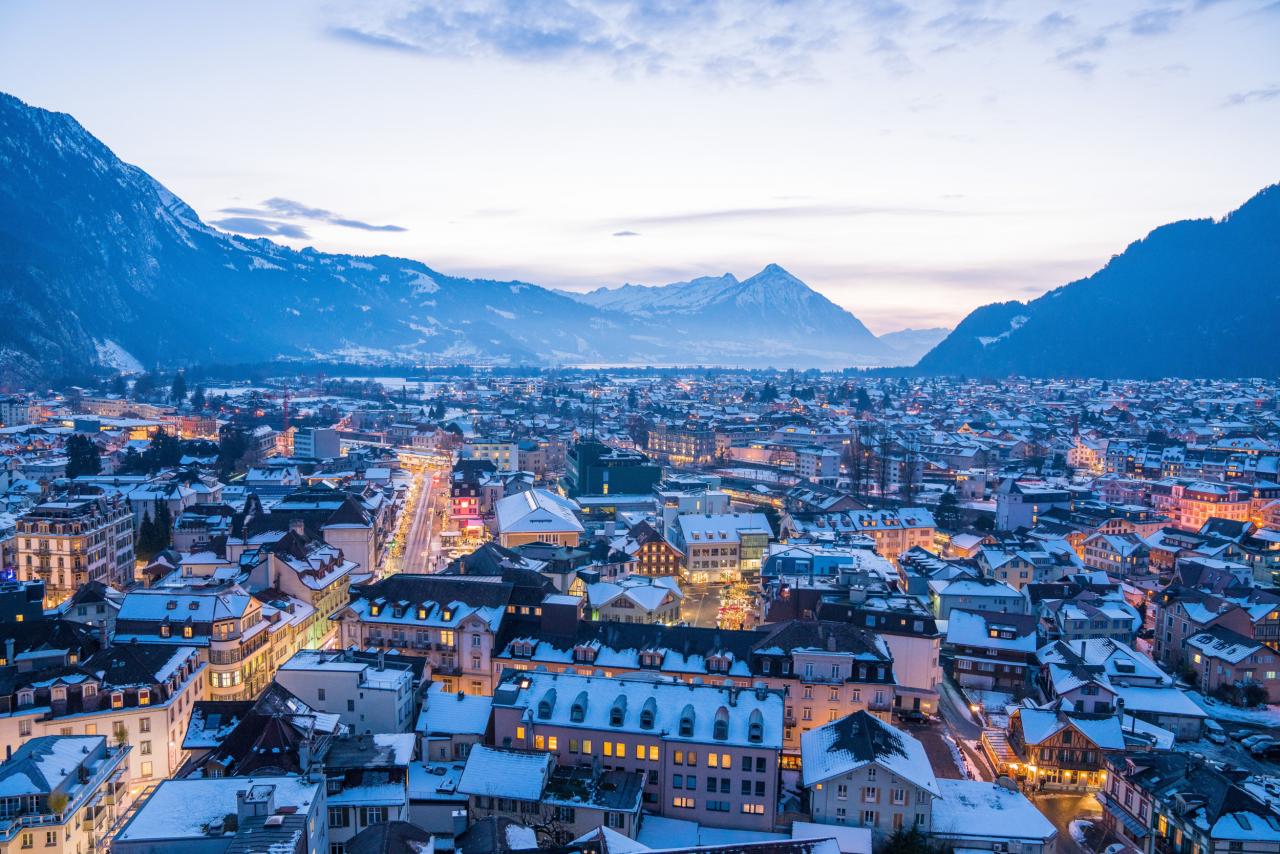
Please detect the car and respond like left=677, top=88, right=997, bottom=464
left=895, top=709, right=928, bottom=725
left=1204, top=720, right=1227, bottom=744
left=1248, top=738, right=1278, bottom=756
left=1230, top=729, right=1254, bottom=741
left=1255, top=742, right=1280, bottom=761
left=1241, top=734, right=1272, bottom=749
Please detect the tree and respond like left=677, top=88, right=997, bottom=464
left=170, top=371, right=188, bottom=404
left=154, top=501, right=173, bottom=551
left=65, top=434, right=102, bottom=479
left=110, top=374, right=128, bottom=397
left=218, top=426, right=250, bottom=477
left=875, top=827, right=948, bottom=854
left=190, top=385, right=206, bottom=410
left=854, top=387, right=872, bottom=412
left=935, top=490, right=961, bottom=531
left=136, top=511, right=160, bottom=561
left=132, top=372, right=157, bottom=400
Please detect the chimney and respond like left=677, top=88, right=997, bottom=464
left=377, top=649, right=386, bottom=671
left=289, top=518, right=305, bottom=536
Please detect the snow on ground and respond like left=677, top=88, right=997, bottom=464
left=94, top=339, right=143, bottom=373
left=942, top=733, right=976, bottom=780
left=1188, top=691, right=1280, bottom=726
left=1070, top=819, right=1094, bottom=847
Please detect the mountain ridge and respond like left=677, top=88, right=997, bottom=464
left=0, top=91, right=900, bottom=380
left=915, top=183, right=1280, bottom=378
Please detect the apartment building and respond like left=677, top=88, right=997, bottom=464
left=274, top=647, right=421, bottom=734
left=944, top=609, right=1039, bottom=695
left=802, top=711, right=938, bottom=836
left=669, top=512, right=773, bottom=583
left=784, top=509, right=936, bottom=564
left=0, top=643, right=205, bottom=788
left=1185, top=625, right=1280, bottom=703
left=493, top=617, right=896, bottom=754
left=0, top=736, right=131, bottom=854
left=490, top=670, right=783, bottom=831
left=493, top=489, right=584, bottom=548
left=15, top=491, right=135, bottom=606
left=115, top=583, right=308, bottom=700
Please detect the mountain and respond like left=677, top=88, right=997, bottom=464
left=0, top=92, right=894, bottom=381
left=916, top=185, right=1280, bottom=378
left=562, top=265, right=893, bottom=366
left=876, top=327, right=950, bottom=364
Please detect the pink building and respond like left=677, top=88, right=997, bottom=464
left=490, top=670, right=784, bottom=831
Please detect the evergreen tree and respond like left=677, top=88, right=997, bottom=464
left=137, top=511, right=159, bottom=561
left=170, top=371, right=187, bottom=404
left=110, top=374, right=127, bottom=397
left=132, top=372, right=157, bottom=399
left=935, top=490, right=961, bottom=530
left=154, top=501, right=173, bottom=550
left=854, top=387, right=872, bottom=412
left=190, top=385, right=206, bottom=410
left=65, top=434, right=102, bottom=479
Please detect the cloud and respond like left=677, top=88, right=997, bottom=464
left=327, top=0, right=914, bottom=83
left=612, top=230, right=641, bottom=237
left=1035, top=11, right=1077, bottom=36
left=1128, top=6, right=1183, bottom=35
left=210, top=217, right=310, bottom=239
left=1222, top=85, right=1280, bottom=106
left=219, top=197, right=407, bottom=232
left=614, top=202, right=980, bottom=228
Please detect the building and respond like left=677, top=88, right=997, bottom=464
left=577, top=574, right=682, bottom=624
left=0, top=643, right=205, bottom=787
left=273, top=647, right=421, bottom=734
left=114, top=584, right=307, bottom=701
left=785, top=510, right=936, bottom=563
left=293, top=427, right=341, bottom=460
left=417, top=682, right=493, bottom=762
left=493, top=618, right=897, bottom=754
left=668, top=512, right=773, bottom=584
left=648, top=422, right=717, bottom=466
left=927, top=576, right=1026, bottom=620
left=565, top=439, right=660, bottom=498
left=626, top=521, right=686, bottom=577
left=995, top=480, right=1072, bottom=532
left=1185, top=625, right=1280, bottom=703
left=944, top=609, right=1039, bottom=695
left=1083, top=532, right=1152, bottom=576
left=0, top=736, right=130, bottom=854
left=15, top=491, right=135, bottom=606
left=458, top=746, right=645, bottom=846
left=112, top=775, right=326, bottom=854
left=493, top=489, right=584, bottom=548
left=801, top=711, right=938, bottom=836
left=462, top=439, right=520, bottom=473
left=489, top=669, right=784, bottom=831
left=929, top=779, right=1058, bottom=854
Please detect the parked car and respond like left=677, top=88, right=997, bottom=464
left=1204, top=720, right=1227, bottom=744
left=1229, top=729, right=1254, bottom=741
left=1248, top=738, right=1278, bottom=756
left=895, top=709, right=928, bottom=725
left=1241, top=734, right=1272, bottom=749
left=1254, top=742, right=1280, bottom=761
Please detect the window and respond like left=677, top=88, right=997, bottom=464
left=674, top=774, right=683, bottom=789
left=140, top=740, right=152, bottom=755
left=139, top=718, right=151, bottom=733
left=649, top=745, right=659, bottom=761
left=329, top=807, right=349, bottom=828
left=548, top=736, right=558, bottom=751
left=741, top=803, right=765, bottom=814
left=673, top=797, right=695, bottom=809
left=534, top=735, right=546, bottom=749
left=141, top=761, right=152, bottom=777
left=45, top=830, right=56, bottom=846
left=20, top=832, right=32, bottom=849
left=708, top=753, right=718, bottom=768
left=836, top=784, right=848, bottom=800
left=19, top=719, right=31, bottom=737
left=863, top=786, right=878, bottom=802
left=862, top=810, right=877, bottom=826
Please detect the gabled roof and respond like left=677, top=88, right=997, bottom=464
left=800, top=711, right=939, bottom=794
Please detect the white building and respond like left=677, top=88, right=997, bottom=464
left=274, top=648, right=418, bottom=734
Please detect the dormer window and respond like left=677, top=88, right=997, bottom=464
left=713, top=706, right=729, bottom=741
left=442, top=609, right=453, bottom=622
left=747, top=709, right=764, bottom=744
left=17, top=690, right=33, bottom=707
left=111, top=692, right=124, bottom=709
left=679, top=704, right=695, bottom=737
left=183, top=625, right=193, bottom=638
left=538, top=688, right=556, bottom=719
left=138, top=689, right=151, bottom=706
left=160, top=624, right=171, bottom=638
left=83, top=684, right=97, bottom=698
left=51, top=686, right=67, bottom=703
left=417, top=607, right=427, bottom=620
left=609, top=694, right=627, bottom=727
left=640, top=697, right=657, bottom=730
left=570, top=691, right=588, bottom=723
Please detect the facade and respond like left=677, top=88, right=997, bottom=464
left=0, top=736, right=130, bottom=854
left=293, top=427, right=341, bottom=459
left=0, top=643, right=205, bottom=788
left=995, top=480, right=1072, bottom=532
left=565, top=440, right=660, bottom=498
left=493, top=489, right=584, bottom=548
left=274, top=648, right=419, bottom=734
left=669, top=513, right=774, bottom=583
left=928, top=577, right=1026, bottom=619
left=801, top=711, right=938, bottom=836
left=1185, top=625, right=1280, bottom=703
left=628, top=521, right=686, bottom=577
left=944, top=609, right=1039, bottom=695
left=489, top=670, right=784, bottom=831
left=15, top=492, right=135, bottom=606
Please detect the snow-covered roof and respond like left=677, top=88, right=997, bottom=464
left=494, top=489, right=583, bottom=535
left=800, top=711, right=939, bottom=795
left=115, top=776, right=321, bottom=843
left=930, top=779, right=1056, bottom=843
left=417, top=682, right=493, bottom=736
left=456, top=745, right=552, bottom=800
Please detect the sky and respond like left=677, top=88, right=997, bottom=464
left=1, top=0, right=1277, bottom=333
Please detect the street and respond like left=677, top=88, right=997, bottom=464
left=681, top=584, right=723, bottom=627
left=393, top=463, right=448, bottom=574
left=1032, top=792, right=1101, bottom=854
